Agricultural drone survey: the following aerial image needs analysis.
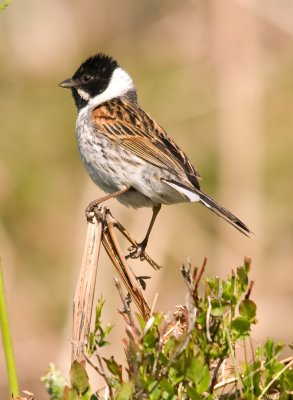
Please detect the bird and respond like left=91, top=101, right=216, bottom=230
left=59, top=53, right=251, bottom=258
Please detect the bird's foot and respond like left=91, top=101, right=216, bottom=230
left=85, top=200, right=101, bottom=221
left=126, top=239, right=148, bottom=261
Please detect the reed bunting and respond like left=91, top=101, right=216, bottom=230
left=59, top=53, right=251, bottom=258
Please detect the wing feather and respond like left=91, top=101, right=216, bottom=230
left=92, top=98, right=201, bottom=184
left=121, top=137, right=181, bottom=172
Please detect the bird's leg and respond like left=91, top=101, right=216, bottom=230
left=128, top=204, right=161, bottom=260
left=86, top=187, right=130, bottom=220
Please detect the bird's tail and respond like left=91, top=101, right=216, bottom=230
left=163, top=180, right=251, bottom=236
left=195, top=189, right=251, bottom=236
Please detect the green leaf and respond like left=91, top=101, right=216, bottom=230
left=242, top=359, right=262, bottom=395
left=264, top=338, right=284, bottom=361
left=243, top=257, right=251, bottom=273
left=103, top=356, right=121, bottom=378
left=63, top=386, right=79, bottom=400
left=264, top=338, right=274, bottom=360
left=135, top=312, right=146, bottom=331
left=186, top=359, right=200, bottom=382
left=159, top=377, right=174, bottom=396
left=70, top=361, right=89, bottom=396
left=95, top=298, right=105, bottom=323
left=186, top=387, right=201, bottom=400
left=149, top=384, right=161, bottom=400
left=221, top=285, right=238, bottom=304
left=197, top=366, right=210, bottom=394
left=205, top=277, right=217, bottom=293
left=88, top=298, right=113, bottom=353
left=168, top=366, right=184, bottom=386
left=116, top=382, right=133, bottom=400
left=164, top=336, right=176, bottom=355
left=239, top=299, right=257, bottom=321
left=231, top=317, right=251, bottom=338
left=186, top=358, right=210, bottom=393
left=93, top=298, right=106, bottom=335
left=237, top=263, right=249, bottom=292
left=143, top=331, right=157, bottom=348
left=104, top=323, right=113, bottom=337
left=147, top=380, right=158, bottom=392
left=283, top=367, right=293, bottom=392
left=210, top=299, right=224, bottom=316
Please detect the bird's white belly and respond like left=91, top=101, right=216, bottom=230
left=76, top=110, right=188, bottom=208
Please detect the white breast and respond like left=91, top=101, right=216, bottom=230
left=75, top=106, right=190, bottom=208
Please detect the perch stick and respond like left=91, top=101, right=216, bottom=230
left=72, top=209, right=105, bottom=364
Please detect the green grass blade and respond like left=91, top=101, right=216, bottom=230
left=0, top=260, right=19, bottom=397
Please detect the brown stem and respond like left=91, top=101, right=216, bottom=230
left=72, top=209, right=105, bottom=364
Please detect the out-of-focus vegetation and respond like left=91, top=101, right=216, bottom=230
left=0, top=0, right=12, bottom=13
left=0, top=0, right=293, bottom=398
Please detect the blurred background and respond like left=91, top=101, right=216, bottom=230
left=0, top=0, right=293, bottom=397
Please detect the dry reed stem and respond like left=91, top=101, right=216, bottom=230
left=72, top=208, right=105, bottom=364
left=102, top=209, right=151, bottom=319
left=72, top=206, right=153, bottom=364
left=110, top=213, right=161, bottom=271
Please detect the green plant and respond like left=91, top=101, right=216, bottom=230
left=43, top=258, right=293, bottom=399
left=0, top=0, right=13, bottom=13
left=0, top=261, right=19, bottom=397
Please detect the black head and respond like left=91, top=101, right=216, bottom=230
left=59, top=53, right=135, bottom=110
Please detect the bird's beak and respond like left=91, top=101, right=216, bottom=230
left=58, top=78, right=77, bottom=89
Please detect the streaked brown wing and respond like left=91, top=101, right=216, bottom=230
left=92, top=98, right=201, bottom=183
left=120, top=136, right=179, bottom=171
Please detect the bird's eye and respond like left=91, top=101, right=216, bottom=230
left=81, top=74, right=93, bottom=84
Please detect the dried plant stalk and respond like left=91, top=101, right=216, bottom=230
left=72, top=206, right=154, bottom=363
left=102, top=209, right=151, bottom=319
left=72, top=209, right=105, bottom=364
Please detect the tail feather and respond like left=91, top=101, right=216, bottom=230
left=196, top=190, right=251, bottom=236
left=162, top=179, right=251, bottom=236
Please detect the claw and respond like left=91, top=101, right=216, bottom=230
left=85, top=200, right=102, bottom=222
left=126, top=243, right=146, bottom=260
left=125, top=205, right=161, bottom=262
left=86, top=210, right=95, bottom=222
left=86, top=200, right=99, bottom=214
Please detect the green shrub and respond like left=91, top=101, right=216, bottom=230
left=43, top=258, right=293, bottom=399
